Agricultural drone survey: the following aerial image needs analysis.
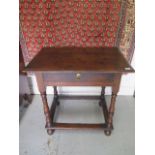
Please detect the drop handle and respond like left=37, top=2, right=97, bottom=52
left=76, top=73, right=81, bottom=80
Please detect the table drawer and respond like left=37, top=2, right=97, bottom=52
left=43, top=72, right=114, bottom=86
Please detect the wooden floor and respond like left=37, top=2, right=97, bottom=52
left=19, top=95, right=135, bottom=155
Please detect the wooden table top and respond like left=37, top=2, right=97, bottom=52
left=25, top=47, right=134, bottom=73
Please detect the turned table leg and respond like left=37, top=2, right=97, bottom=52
left=99, top=87, right=109, bottom=124
left=41, top=92, right=54, bottom=135
left=35, top=73, right=54, bottom=135
left=104, top=74, right=121, bottom=136
left=99, top=87, right=105, bottom=106
left=104, top=92, right=118, bottom=136
left=54, top=86, right=60, bottom=106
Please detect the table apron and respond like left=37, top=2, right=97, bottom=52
left=42, top=72, right=116, bottom=86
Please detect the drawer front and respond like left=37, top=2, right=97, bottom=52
left=43, top=72, right=114, bottom=86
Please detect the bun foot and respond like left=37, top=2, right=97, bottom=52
left=104, top=130, right=111, bottom=136
left=47, top=129, right=55, bottom=135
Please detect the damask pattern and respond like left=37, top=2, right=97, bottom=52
left=119, top=0, right=135, bottom=62
left=19, top=0, right=134, bottom=65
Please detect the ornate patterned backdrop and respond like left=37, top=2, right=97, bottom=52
left=19, top=0, right=135, bottom=65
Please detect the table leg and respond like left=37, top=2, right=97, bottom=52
left=105, top=74, right=121, bottom=136
left=104, top=92, right=118, bottom=136
left=99, top=87, right=109, bottom=124
left=54, top=86, right=60, bottom=106
left=99, top=87, right=105, bottom=106
left=50, top=86, right=60, bottom=126
left=41, top=92, right=54, bottom=135
left=36, top=73, right=54, bottom=135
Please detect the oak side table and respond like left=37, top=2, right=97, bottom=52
left=25, top=47, right=134, bottom=136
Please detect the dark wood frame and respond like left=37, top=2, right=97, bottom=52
left=25, top=47, right=134, bottom=136
left=35, top=72, right=121, bottom=136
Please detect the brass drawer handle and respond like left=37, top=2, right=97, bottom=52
left=76, top=73, right=81, bottom=80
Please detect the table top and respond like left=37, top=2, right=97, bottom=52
left=25, top=47, right=134, bottom=73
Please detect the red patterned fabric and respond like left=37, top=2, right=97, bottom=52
left=19, top=0, right=126, bottom=64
